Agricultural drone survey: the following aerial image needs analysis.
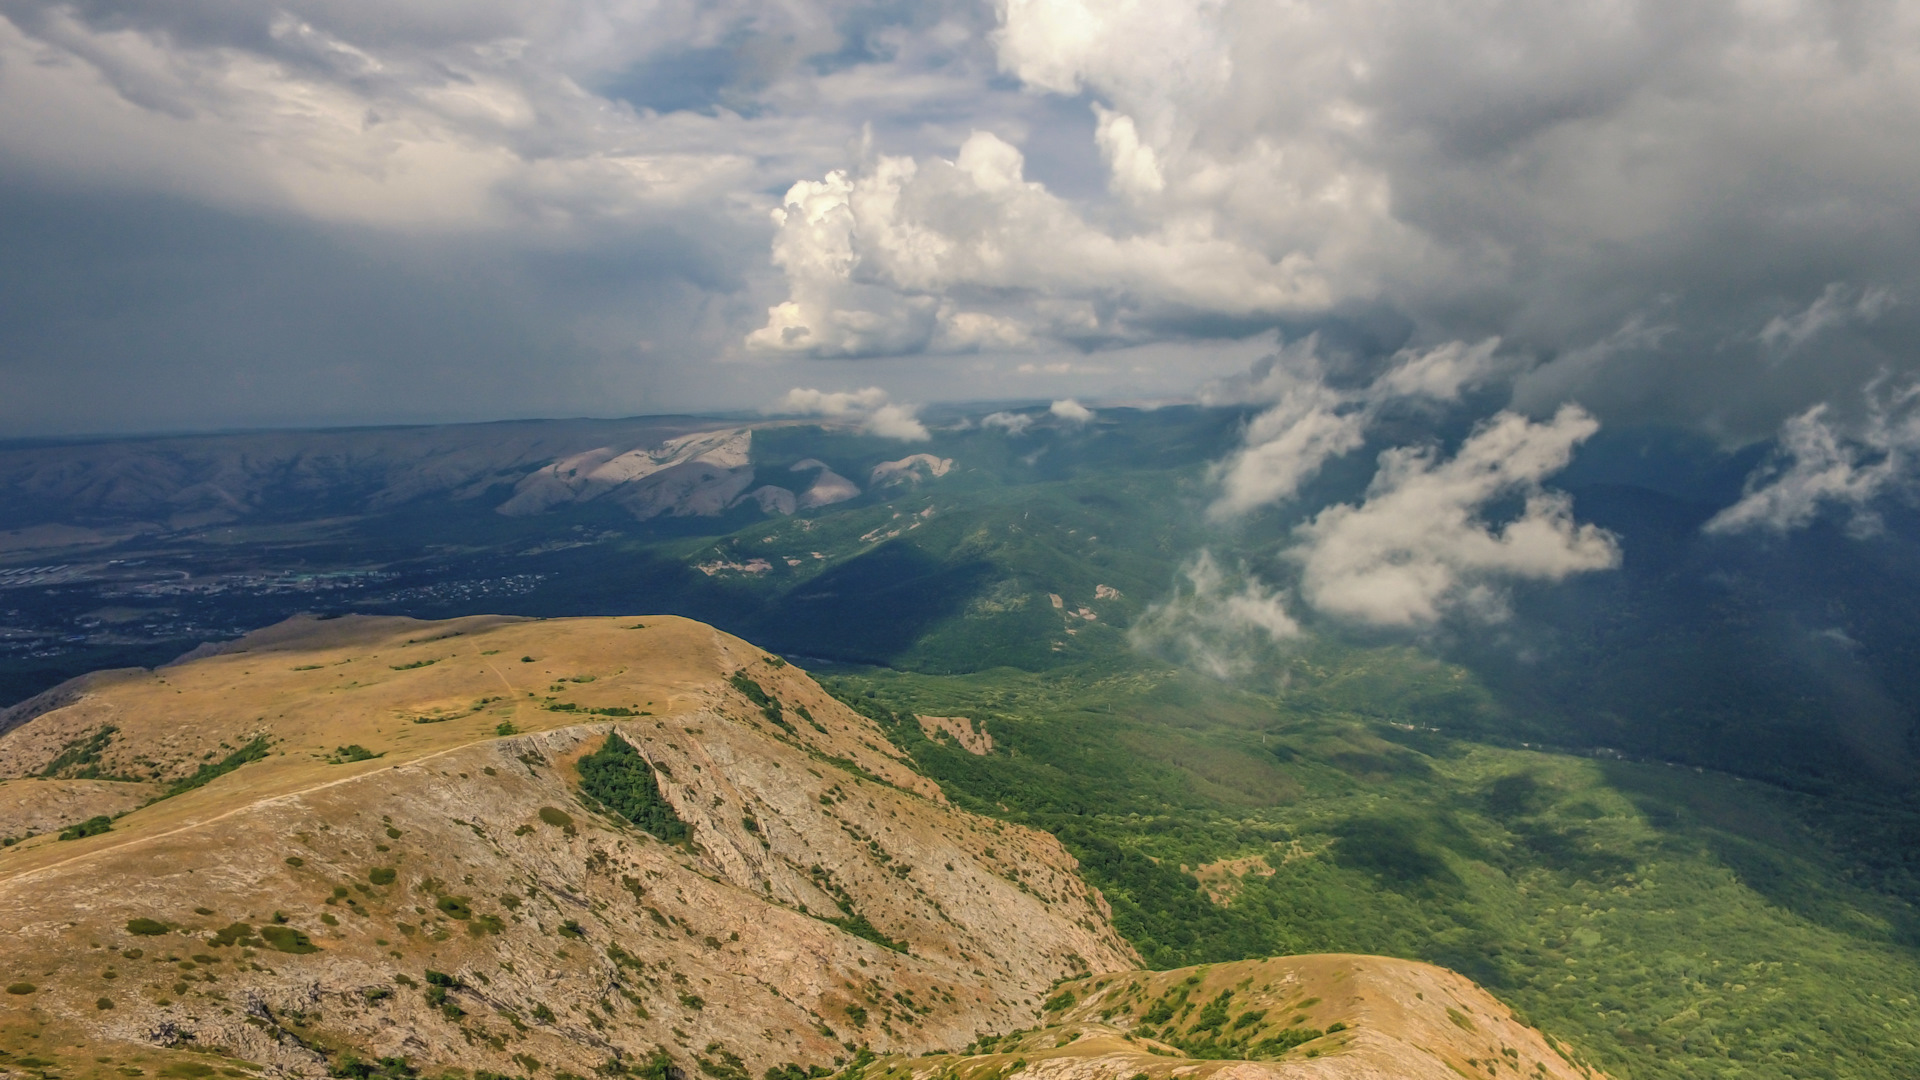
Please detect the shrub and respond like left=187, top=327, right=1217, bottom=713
left=97, top=996, right=115, bottom=1010
left=6, top=982, right=35, bottom=995
left=436, top=896, right=472, bottom=920
left=369, top=868, right=397, bottom=886
left=260, top=926, right=319, bottom=954
left=59, top=815, right=114, bottom=841
left=126, top=918, right=170, bottom=936
left=330, top=1055, right=418, bottom=1080
left=537, top=807, right=574, bottom=829
left=496, top=722, right=519, bottom=737
left=207, top=923, right=261, bottom=948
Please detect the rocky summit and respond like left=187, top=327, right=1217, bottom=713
left=0, top=615, right=1601, bottom=1080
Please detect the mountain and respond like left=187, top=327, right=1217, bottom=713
left=7, top=408, right=1920, bottom=1077
left=0, top=614, right=1598, bottom=1080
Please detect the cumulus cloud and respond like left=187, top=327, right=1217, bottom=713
left=1289, top=406, right=1621, bottom=627
left=981, top=411, right=1035, bottom=436
left=1208, top=336, right=1508, bottom=517
left=1706, top=378, right=1920, bottom=537
left=1049, top=398, right=1095, bottom=424
left=6, top=0, right=1920, bottom=437
left=773, top=386, right=930, bottom=441
left=1129, top=551, right=1302, bottom=679
left=745, top=129, right=1331, bottom=357
left=742, top=0, right=1920, bottom=446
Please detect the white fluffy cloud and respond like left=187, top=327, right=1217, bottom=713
left=981, top=410, right=1035, bottom=435
left=1049, top=398, right=1094, bottom=424
left=1288, top=406, right=1621, bottom=627
left=1128, top=550, right=1302, bottom=678
left=739, top=0, right=1920, bottom=451
left=1706, top=379, right=1920, bottom=536
left=745, top=130, right=1332, bottom=357
left=1208, top=336, right=1507, bottom=517
left=773, top=386, right=931, bottom=441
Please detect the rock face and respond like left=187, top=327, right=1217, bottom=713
left=496, top=429, right=757, bottom=520
left=0, top=615, right=1607, bottom=1080
left=0, top=615, right=1132, bottom=1080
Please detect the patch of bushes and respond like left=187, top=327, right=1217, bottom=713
left=423, top=970, right=463, bottom=1018
left=330, top=1055, right=417, bottom=1080
left=59, top=815, right=114, bottom=840
left=207, top=923, right=262, bottom=948
left=369, top=868, right=397, bottom=886
left=822, top=912, right=907, bottom=953
left=126, top=918, right=170, bottom=936
left=260, top=926, right=319, bottom=954
left=762, top=1066, right=830, bottom=1080
left=165, top=736, right=271, bottom=798
left=39, top=726, right=121, bottom=779
left=328, top=745, right=383, bottom=764
left=728, top=673, right=792, bottom=734
left=575, top=735, right=690, bottom=843
left=538, top=807, right=575, bottom=829
left=6, top=982, right=35, bottom=995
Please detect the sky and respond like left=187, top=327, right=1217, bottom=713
left=3, top=0, right=1919, bottom=459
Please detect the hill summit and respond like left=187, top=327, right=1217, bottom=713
left=0, top=615, right=1602, bottom=1080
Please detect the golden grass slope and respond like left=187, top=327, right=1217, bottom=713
left=0, top=615, right=1133, bottom=1080
left=865, top=955, right=1606, bottom=1080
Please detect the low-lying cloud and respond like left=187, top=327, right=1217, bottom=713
left=1290, top=406, right=1621, bottom=627
left=1129, top=551, right=1302, bottom=679
left=773, top=387, right=931, bottom=441
left=1707, top=377, right=1920, bottom=537
left=1208, top=336, right=1508, bottom=518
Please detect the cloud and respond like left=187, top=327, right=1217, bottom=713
left=1289, top=405, right=1621, bottom=627
left=1129, top=550, right=1302, bottom=679
left=1208, top=336, right=1508, bottom=517
left=1759, top=283, right=1898, bottom=358
left=742, top=0, right=1920, bottom=443
left=773, top=386, right=930, bottom=441
left=5, top=0, right=1920, bottom=436
left=981, top=411, right=1035, bottom=436
left=1706, top=378, right=1920, bottom=537
left=744, top=129, right=1335, bottom=358
left=1049, top=398, right=1095, bottom=424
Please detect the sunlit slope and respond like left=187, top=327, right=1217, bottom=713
left=882, top=955, right=1604, bottom=1080
left=0, top=615, right=1132, bottom=1080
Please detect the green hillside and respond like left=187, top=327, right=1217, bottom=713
left=821, top=656, right=1920, bottom=1080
